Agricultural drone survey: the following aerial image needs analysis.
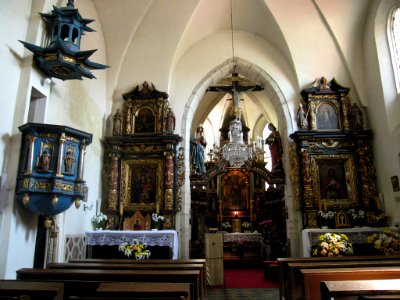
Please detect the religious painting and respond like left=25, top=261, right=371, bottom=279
left=316, top=102, right=339, bottom=130
left=311, top=154, right=357, bottom=210
left=134, top=107, right=155, bottom=133
left=121, top=158, right=164, bottom=211
left=221, top=169, right=249, bottom=212
left=391, top=175, right=400, bottom=192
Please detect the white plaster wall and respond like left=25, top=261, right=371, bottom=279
left=365, top=1, right=400, bottom=225
left=0, top=0, right=108, bottom=278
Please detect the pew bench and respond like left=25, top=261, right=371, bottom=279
left=16, top=268, right=200, bottom=300
left=0, top=280, right=64, bottom=300
left=47, top=262, right=204, bottom=300
left=301, top=266, right=400, bottom=300
left=321, top=279, right=400, bottom=300
left=277, top=255, right=400, bottom=300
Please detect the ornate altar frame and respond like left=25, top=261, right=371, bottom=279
left=102, top=82, right=183, bottom=230
left=291, top=76, right=380, bottom=228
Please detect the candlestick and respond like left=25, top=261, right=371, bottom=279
left=119, top=202, right=124, bottom=215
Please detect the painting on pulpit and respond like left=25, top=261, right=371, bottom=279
left=221, top=170, right=249, bottom=212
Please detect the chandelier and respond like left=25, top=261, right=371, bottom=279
left=208, top=1, right=263, bottom=168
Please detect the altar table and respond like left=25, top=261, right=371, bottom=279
left=222, top=232, right=263, bottom=259
left=85, top=230, right=179, bottom=259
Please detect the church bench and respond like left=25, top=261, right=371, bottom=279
left=0, top=280, right=64, bottom=300
left=16, top=268, right=200, bottom=300
left=0, top=296, right=31, bottom=300
left=287, top=260, right=400, bottom=300
left=95, top=281, right=191, bottom=300
left=301, top=266, right=400, bottom=300
left=277, top=255, right=400, bottom=300
left=320, top=279, right=400, bottom=300
left=47, top=262, right=204, bottom=300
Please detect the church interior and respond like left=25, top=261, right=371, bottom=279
left=1, top=0, right=400, bottom=299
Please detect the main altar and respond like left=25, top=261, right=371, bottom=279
left=86, top=230, right=179, bottom=259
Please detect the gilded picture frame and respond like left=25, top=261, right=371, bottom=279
left=311, top=154, right=357, bottom=210
left=220, top=169, right=250, bottom=213
left=121, top=158, right=164, bottom=211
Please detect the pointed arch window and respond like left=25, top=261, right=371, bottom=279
left=388, top=7, right=400, bottom=92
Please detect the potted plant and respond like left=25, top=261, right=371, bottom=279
left=317, top=210, right=336, bottom=228
left=151, top=213, right=164, bottom=230
left=91, top=212, right=108, bottom=230
left=347, top=209, right=366, bottom=227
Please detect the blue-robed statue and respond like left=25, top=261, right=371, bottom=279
left=191, top=126, right=207, bottom=174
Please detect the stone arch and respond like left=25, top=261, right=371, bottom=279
left=180, top=57, right=299, bottom=256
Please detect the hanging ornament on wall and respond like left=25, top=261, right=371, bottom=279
left=19, top=0, right=108, bottom=80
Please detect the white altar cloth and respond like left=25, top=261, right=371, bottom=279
left=85, top=230, right=179, bottom=259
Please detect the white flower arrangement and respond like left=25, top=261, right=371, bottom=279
left=222, top=221, right=231, bottom=230
left=91, top=212, right=108, bottom=230
left=348, top=209, right=366, bottom=220
left=318, top=210, right=336, bottom=219
left=242, top=222, right=252, bottom=229
left=151, top=213, right=164, bottom=229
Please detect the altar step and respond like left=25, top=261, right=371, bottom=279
left=223, top=257, right=263, bottom=269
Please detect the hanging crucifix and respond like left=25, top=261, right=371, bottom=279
left=207, top=72, right=264, bottom=109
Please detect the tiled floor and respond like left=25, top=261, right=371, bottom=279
left=205, top=288, right=280, bottom=300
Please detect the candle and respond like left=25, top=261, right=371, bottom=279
left=319, top=200, right=322, bottom=211
left=323, top=200, right=327, bottom=212
left=119, top=202, right=124, bottom=215
left=156, top=202, right=160, bottom=214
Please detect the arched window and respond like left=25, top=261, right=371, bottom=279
left=388, top=7, right=400, bottom=92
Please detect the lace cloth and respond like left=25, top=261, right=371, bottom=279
left=85, top=230, right=178, bottom=259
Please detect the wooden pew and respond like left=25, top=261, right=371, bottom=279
left=47, top=262, right=204, bottom=300
left=0, top=280, right=64, bottom=300
left=96, top=282, right=191, bottom=300
left=301, top=266, right=400, bottom=300
left=321, top=279, right=400, bottom=300
left=287, top=260, right=400, bottom=300
left=16, top=268, right=200, bottom=300
left=277, top=255, right=400, bottom=300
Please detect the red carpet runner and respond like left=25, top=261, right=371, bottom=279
left=223, top=268, right=279, bottom=288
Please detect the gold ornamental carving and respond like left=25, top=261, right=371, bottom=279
left=288, top=144, right=300, bottom=210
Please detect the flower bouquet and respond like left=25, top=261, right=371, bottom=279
left=151, top=213, right=164, bottom=230
left=241, top=222, right=252, bottom=232
left=91, top=212, right=107, bottom=230
left=119, top=239, right=151, bottom=259
left=347, top=209, right=366, bottom=227
left=221, top=221, right=232, bottom=232
left=317, top=210, right=336, bottom=228
left=311, top=233, right=353, bottom=257
left=366, top=228, right=400, bottom=255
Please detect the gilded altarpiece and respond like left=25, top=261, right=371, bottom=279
left=102, top=82, right=182, bottom=230
left=290, top=77, right=380, bottom=228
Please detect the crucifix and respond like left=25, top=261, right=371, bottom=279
left=207, top=72, right=264, bottom=110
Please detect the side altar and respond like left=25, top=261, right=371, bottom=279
left=86, top=230, right=179, bottom=259
left=301, top=227, right=400, bottom=257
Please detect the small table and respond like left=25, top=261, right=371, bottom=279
left=85, top=230, right=179, bottom=259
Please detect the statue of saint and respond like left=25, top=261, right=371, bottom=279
left=191, top=126, right=207, bottom=174
left=265, top=124, right=283, bottom=170
left=350, top=103, right=364, bottom=129
left=40, top=150, right=51, bottom=171
left=113, top=109, right=122, bottom=135
left=296, top=103, right=308, bottom=130
left=64, top=150, right=74, bottom=173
